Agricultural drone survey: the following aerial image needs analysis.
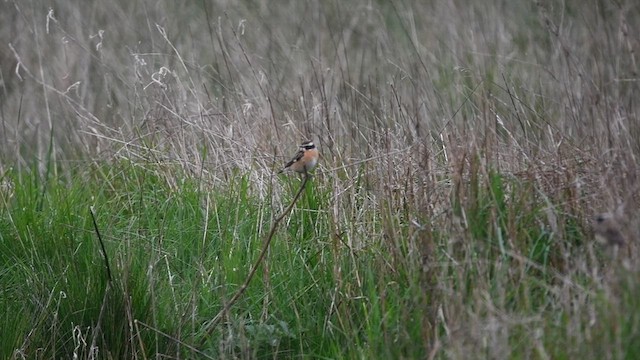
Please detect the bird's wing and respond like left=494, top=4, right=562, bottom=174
left=283, top=149, right=304, bottom=169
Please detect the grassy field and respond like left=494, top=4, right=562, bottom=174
left=1, top=0, right=640, bottom=358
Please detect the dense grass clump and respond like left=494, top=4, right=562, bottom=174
left=1, top=0, right=640, bottom=358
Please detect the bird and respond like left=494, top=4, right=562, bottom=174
left=593, top=212, right=626, bottom=247
left=278, top=140, right=319, bottom=175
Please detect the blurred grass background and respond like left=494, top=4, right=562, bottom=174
left=1, top=0, right=639, bottom=358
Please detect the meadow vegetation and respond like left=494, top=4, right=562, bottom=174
left=1, top=0, right=639, bottom=358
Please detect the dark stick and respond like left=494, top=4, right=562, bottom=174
left=202, top=172, right=310, bottom=339
left=90, top=206, right=112, bottom=283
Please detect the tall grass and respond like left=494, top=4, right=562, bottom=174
left=1, top=0, right=639, bottom=358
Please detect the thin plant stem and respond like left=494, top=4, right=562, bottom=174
left=202, top=172, right=310, bottom=340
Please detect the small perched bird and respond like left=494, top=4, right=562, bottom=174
left=593, top=213, right=626, bottom=246
left=278, top=140, right=319, bottom=175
